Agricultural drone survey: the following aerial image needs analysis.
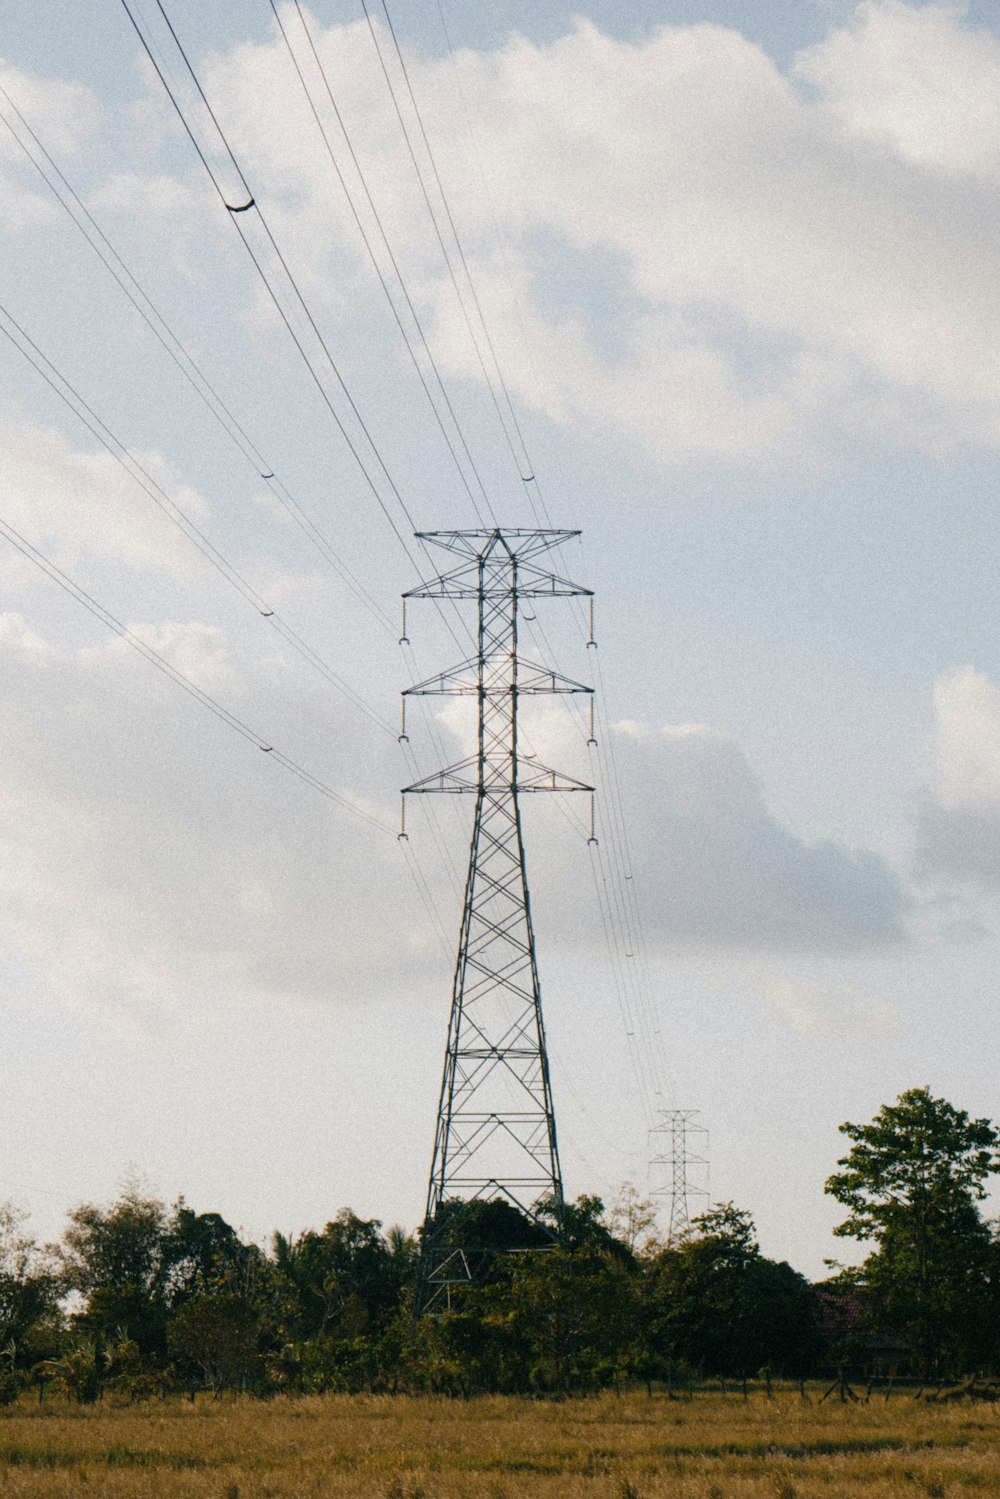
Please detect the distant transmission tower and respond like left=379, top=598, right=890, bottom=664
left=401, top=528, right=593, bottom=1313
left=650, top=1109, right=708, bottom=1243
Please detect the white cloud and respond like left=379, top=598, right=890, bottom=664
left=796, top=2, right=1000, bottom=177
left=767, top=974, right=901, bottom=1039
left=0, top=417, right=211, bottom=580
left=916, top=666, right=1000, bottom=886
left=95, top=620, right=235, bottom=693
left=530, top=717, right=907, bottom=951
left=616, top=722, right=905, bottom=947
left=0, top=614, right=416, bottom=1018
left=929, top=665, right=1000, bottom=810
left=0, top=63, right=99, bottom=231
left=89, top=172, right=208, bottom=282
left=191, top=3, right=1000, bottom=463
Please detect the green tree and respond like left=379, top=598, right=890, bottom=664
left=272, top=1209, right=401, bottom=1342
left=826, top=1087, right=1000, bottom=1376
left=461, top=1242, right=640, bottom=1393
left=543, top=1194, right=634, bottom=1264
left=59, top=1185, right=171, bottom=1357
left=167, top=1293, right=260, bottom=1395
left=645, top=1203, right=821, bottom=1378
left=417, top=1198, right=553, bottom=1309
left=608, top=1183, right=661, bottom=1258
left=0, top=1203, right=58, bottom=1366
left=164, top=1203, right=247, bottom=1307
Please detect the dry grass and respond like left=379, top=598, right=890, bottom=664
left=0, top=1387, right=997, bottom=1497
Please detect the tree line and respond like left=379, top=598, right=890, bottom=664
left=2, top=1087, right=999, bottom=1401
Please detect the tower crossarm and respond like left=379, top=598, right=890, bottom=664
left=404, top=760, right=592, bottom=795
left=415, top=527, right=580, bottom=561
left=405, top=561, right=591, bottom=601
left=405, top=659, right=592, bottom=697
left=513, top=762, right=592, bottom=792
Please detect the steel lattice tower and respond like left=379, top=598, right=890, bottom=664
left=401, top=528, right=593, bottom=1313
left=650, top=1109, right=708, bottom=1243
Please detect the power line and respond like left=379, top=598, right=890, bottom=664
left=360, top=2, right=544, bottom=525
left=385, top=3, right=674, bottom=1126
left=379, top=0, right=543, bottom=498
left=121, top=0, right=487, bottom=676
left=120, top=0, right=419, bottom=562
left=120, top=7, right=673, bottom=1157
left=349, top=9, right=668, bottom=1104
left=430, top=0, right=564, bottom=528
left=0, top=79, right=391, bottom=636
left=0, top=513, right=392, bottom=835
left=0, top=301, right=395, bottom=739
left=271, top=0, right=498, bottom=529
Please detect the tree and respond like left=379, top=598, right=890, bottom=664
left=544, top=1194, right=634, bottom=1264
left=418, top=1198, right=553, bottom=1306
left=0, top=1203, right=58, bottom=1355
left=608, top=1184, right=661, bottom=1259
left=474, top=1242, right=640, bottom=1393
left=273, top=1209, right=399, bottom=1341
left=645, top=1203, right=821, bottom=1378
left=167, top=1294, right=260, bottom=1395
left=0, top=1204, right=59, bottom=1398
left=825, top=1087, right=1000, bottom=1376
left=164, top=1203, right=247, bottom=1307
left=58, top=1185, right=171, bottom=1357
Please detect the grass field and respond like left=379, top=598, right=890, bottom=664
left=0, top=1388, right=996, bottom=1496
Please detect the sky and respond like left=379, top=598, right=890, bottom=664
left=1, top=0, right=1000, bottom=1279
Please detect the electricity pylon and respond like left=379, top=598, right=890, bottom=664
left=650, top=1109, right=708, bottom=1243
left=401, top=528, right=593, bottom=1313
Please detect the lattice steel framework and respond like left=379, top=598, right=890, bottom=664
left=402, top=528, right=593, bottom=1313
left=650, top=1109, right=709, bottom=1243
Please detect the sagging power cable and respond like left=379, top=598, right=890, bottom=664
left=366, top=0, right=548, bottom=525
left=120, top=0, right=419, bottom=562
left=0, top=513, right=392, bottom=835
left=272, top=0, right=498, bottom=530
left=0, top=79, right=393, bottom=634
left=0, top=301, right=394, bottom=739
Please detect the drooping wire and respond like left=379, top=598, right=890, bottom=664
left=0, top=51, right=489, bottom=948
left=0, top=301, right=395, bottom=739
left=0, top=77, right=392, bottom=634
left=334, top=3, right=678, bottom=1150
left=271, top=0, right=498, bottom=529
left=119, top=0, right=419, bottom=563
left=516, top=581, right=675, bottom=1131
left=398, top=831, right=453, bottom=959
left=431, top=0, right=561, bottom=527
left=359, top=2, right=543, bottom=525
left=0, top=75, right=478, bottom=983
left=120, top=0, right=482, bottom=671
left=130, top=7, right=668, bottom=1140
left=0, top=513, right=392, bottom=835
left=590, top=650, right=676, bottom=1100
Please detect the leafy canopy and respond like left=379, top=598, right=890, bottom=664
left=826, top=1086, right=1000, bottom=1243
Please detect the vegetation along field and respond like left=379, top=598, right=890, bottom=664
left=1, top=1388, right=999, bottom=1497
left=4, top=1087, right=1000, bottom=1492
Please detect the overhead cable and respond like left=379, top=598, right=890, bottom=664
left=0, top=78, right=389, bottom=628
left=367, top=0, right=547, bottom=524
left=119, top=0, right=419, bottom=561
left=431, top=0, right=562, bottom=527
left=0, top=514, right=392, bottom=835
left=0, top=301, right=394, bottom=738
left=121, top=0, right=482, bottom=670
left=272, top=0, right=498, bottom=529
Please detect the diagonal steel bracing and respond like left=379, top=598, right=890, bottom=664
left=402, top=528, right=593, bottom=1313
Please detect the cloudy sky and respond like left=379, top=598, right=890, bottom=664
left=2, top=0, right=1000, bottom=1276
